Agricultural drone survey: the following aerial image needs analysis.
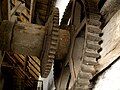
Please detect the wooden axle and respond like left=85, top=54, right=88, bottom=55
left=0, top=20, right=70, bottom=60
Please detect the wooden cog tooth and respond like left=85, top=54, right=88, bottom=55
left=83, top=56, right=97, bottom=65
left=79, top=72, right=93, bottom=79
left=53, top=27, right=59, bottom=31
left=49, top=50, right=56, bottom=54
left=51, top=37, right=58, bottom=41
left=81, top=64, right=95, bottom=74
left=86, top=32, right=102, bottom=42
left=47, top=59, right=53, bottom=63
left=87, top=19, right=101, bottom=26
left=85, top=48, right=100, bottom=58
left=52, top=31, right=59, bottom=36
left=51, top=41, right=57, bottom=45
left=48, top=54, right=55, bottom=59
left=45, top=65, right=52, bottom=70
left=50, top=45, right=57, bottom=50
left=87, top=25, right=101, bottom=34
left=77, top=78, right=90, bottom=85
left=86, top=40, right=101, bottom=50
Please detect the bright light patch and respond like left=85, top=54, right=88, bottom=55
left=93, top=59, right=120, bottom=90
left=56, top=0, right=70, bottom=22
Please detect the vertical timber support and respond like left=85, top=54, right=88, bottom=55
left=29, top=0, right=36, bottom=23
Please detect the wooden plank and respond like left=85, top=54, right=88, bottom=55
left=28, top=61, right=40, bottom=77
left=13, top=54, right=25, bottom=67
left=27, top=66, right=38, bottom=80
left=29, top=57, right=40, bottom=73
left=30, top=56, right=41, bottom=67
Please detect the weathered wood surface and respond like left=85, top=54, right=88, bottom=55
left=96, top=9, right=120, bottom=73
left=101, top=0, right=120, bottom=24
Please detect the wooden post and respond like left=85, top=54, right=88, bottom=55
left=29, top=0, right=36, bottom=23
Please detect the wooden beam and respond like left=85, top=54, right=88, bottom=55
left=101, top=0, right=120, bottom=24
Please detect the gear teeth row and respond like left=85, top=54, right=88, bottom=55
left=75, top=15, right=102, bottom=89
left=42, top=8, right=59, bottom=78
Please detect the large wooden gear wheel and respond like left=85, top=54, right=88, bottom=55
left=54, top=0, right=103, bottom=89
left=40, top=7, right=59, bottom=78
